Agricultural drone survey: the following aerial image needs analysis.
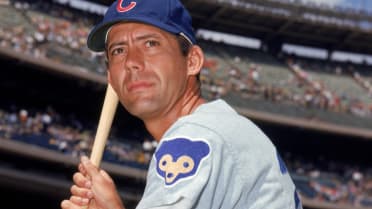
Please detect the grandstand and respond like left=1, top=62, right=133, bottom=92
left=1, top=0, right=372, bottom=209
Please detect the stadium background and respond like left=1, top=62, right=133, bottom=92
left=1, top=0, right=372, bottom=208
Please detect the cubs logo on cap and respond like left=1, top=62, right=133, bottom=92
left=116, top=0, right=136, bottom=12
left=87, top=0, right=196, bottom=52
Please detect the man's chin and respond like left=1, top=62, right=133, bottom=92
left=125, top=100, right=159, bottom=119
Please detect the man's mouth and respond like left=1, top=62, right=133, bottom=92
left=127, top=81, right=153, bottom=92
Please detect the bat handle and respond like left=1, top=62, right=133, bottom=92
left=90, top=83, right=119, bottom=167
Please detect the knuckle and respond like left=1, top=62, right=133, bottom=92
left=70, top=185, right=74, bottom=194
left=72, top=172, right=80, bottom=182
left=73, top=173, right=87, bottom=187
left=60, top=200, right=69, bottom=209
left=70, top=185, right=78, bottom=195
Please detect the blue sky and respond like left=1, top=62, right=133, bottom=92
left=303, top=0, right=372, bottom=12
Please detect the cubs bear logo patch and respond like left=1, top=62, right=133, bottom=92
left=155, top=137, right=210, bottom=186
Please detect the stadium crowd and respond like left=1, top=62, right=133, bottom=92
left=1, top=105, right=372, bottom=207
left=199, top=43, right=372, bottom=124
left=0, top=0, right=106, bottom=74
left=0, top=106, right=155, bottom=169
left=284, top=151, right=372, bottom=207
left=1, top=0, right=372, bottom=208
left=1, top=0, right=372, bottom=124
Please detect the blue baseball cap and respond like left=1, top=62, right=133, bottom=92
left=87, top=0, right=196, bottom=52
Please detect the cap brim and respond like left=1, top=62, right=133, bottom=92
left=87, top=20, right=121, bottom=52
left=87, top=17, right=184, bottom=52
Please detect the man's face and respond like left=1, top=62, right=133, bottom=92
left=106, top=22, right=189, bottom=120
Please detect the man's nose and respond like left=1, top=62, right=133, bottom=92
left=124, top=46, right=144, bottom=73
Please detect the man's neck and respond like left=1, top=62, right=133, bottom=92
left=144, top=94, right=205, bottom=141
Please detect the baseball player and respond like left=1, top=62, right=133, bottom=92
left=61, top=0, right=302, bottom=208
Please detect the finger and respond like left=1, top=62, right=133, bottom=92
left=81, top=156, right=100, bottom=177
left=61, top=200, right=81, bottom=209
left=70, top=195, right=90, bottom=206
left=70, top=185, right=94, bottom=198
left=78, top=163, right=87, bottom=176
left=73, top=172, right=91, bottom=188
left=60, top=200, right=70, bottom=209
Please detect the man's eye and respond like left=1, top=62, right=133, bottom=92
left=111, top=48, right=124, bottom=56
left=145, top=40, right=159, bottom=48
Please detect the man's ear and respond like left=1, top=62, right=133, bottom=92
left=187, top=45, right=204, bottom=76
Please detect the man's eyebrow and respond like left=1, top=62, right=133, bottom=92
left=135, top=33, right=162, bottom=41
left=107, top=33, right=163, bottom=52
left=107, top=41, right=127, bottom=52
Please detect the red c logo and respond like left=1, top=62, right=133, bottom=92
left=117, top=0, right=136, bottom=12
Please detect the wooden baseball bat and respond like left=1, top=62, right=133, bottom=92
left=90, top=83, right=119, bottom=167
left=79, top=84, right=118, bottom=209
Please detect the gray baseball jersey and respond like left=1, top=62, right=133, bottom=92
left=137, top=99, right=302, bottom=209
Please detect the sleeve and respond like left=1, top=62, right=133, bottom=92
left=136, top=123, right=219, bottom=209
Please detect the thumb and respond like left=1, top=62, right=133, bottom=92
left=81, top=156, right=100, bottom=178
